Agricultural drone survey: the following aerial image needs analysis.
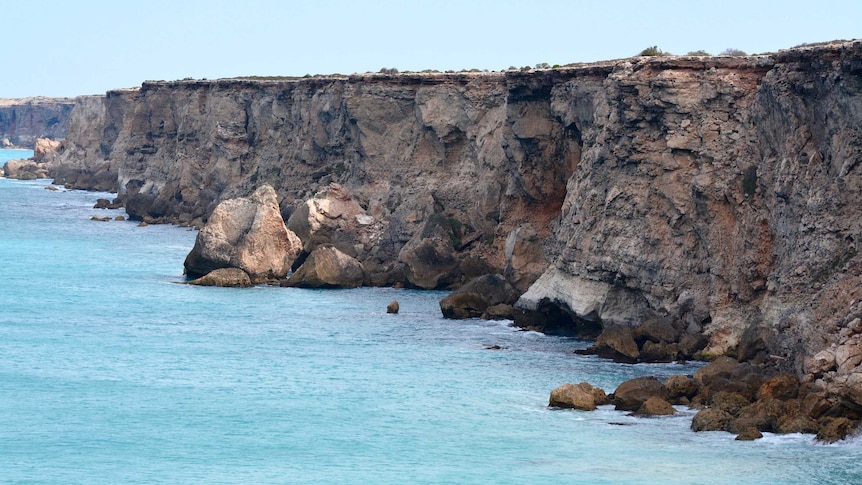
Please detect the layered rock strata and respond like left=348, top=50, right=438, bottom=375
left=0, top=97, right=75, bottom=147
left=50, top=41, right=862, bottom=427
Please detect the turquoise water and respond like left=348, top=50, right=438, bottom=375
left=1, top=151, right=861, bottom=484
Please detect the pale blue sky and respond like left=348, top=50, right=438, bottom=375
left=4, top=0, right=860, bottom=97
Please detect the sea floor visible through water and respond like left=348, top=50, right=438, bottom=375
left=1, top=149, right=861, bottom=484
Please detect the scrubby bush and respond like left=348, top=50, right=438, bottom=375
left=638, top=46, right=668, bottom=56
left=378, top=67, right=399, bottom=75
left=535, top=62, right=550, bottom=69
left=687, top=50, right=711, bottom=56
left=719, top=48, right=747, bottom=56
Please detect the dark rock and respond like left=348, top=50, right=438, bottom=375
left=90, top=216, right=111, bottom=222
left=387, top=300, right=399, bottom=314
left=735, top=428, right=763, bottom=441
left=663, top=375, right=698, bottom=404
left=482, top=303, right=516, bottom=320
left=711, top=392, right=752, bottom=416
left=816, top=417, right=859, bottom=443
left=635, top=396, right=676, bottom=416
left=399, top=213, right=462, bottom=289
left=590, top=325, right=640, bottom=363
left=691, top=408, right=733, bottom=432
left=613, top=376, right=666, bottom=411
left=187, top=268, right=253, bottom=287
left=439, top=274, right=518, bottom=319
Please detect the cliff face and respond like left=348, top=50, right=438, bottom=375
left=0, top=97, right=76, bottom=146
left=53, top=41, right=862, bottom=378
left=521, top=42, right=862, bottom=372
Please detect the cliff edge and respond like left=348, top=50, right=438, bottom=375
left=50, top=41, right=862, bottom=415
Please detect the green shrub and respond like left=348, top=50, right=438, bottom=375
left=687, top=50, right=711, bottom=56
left=719, top=48, right=747, bottom=56
left=741, top=166, right=757, bottom=196
left=638, top=46, right=668, bottom=56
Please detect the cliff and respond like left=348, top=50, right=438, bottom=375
left=52, top=41, right=862, bottom=401
left=0, top=97, right=76, bottom=147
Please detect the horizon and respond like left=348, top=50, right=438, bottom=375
left=4, top=0, right=861, bottom=98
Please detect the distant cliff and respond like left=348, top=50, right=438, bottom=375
left=0, top=97, right=76, bottom=146
left=52, top=41, right=862, bottom=399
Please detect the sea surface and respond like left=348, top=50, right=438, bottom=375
left=1, top=149, right=861, bottom=484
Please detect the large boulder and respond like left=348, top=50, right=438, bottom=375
left=187, top=268, right=253, bottom=287
left=3, top=158, right=48, bottom=179
left=286, top=183, right=374, bottom=256
left=439, top=274, right=519, bottom=319
left=282, top=245, right=365, bottom=288
left=184, top=185, right=302, bottom=283
left=589, top=325, right=640, bottom=363
left=549, top=382, right=608, bottom=411
left=613, top=376, right=666, bottom=411
left=33, top=138, right=61, bottom=163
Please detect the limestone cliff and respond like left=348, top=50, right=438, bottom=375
left=0, top=97, right=75, bottom=146
left=51, top=41, right=862, bottom=387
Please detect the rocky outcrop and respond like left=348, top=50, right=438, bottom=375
left=439, top=274, right=519, bottom=319
left=187, top=267, right=253, bottom=287
left=549, top=382, right=609, bottom=411
left=49, top=40, right=862, bottom=427
left=282, top=245, right=365, bottom=288
left=183, top=185, right=302, bottom=283
left=3, top=158, right=48, bottom=179
left=0, top=97, right=75, bottom=147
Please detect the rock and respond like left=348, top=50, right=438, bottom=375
left=114, top=215, right=125, bottom=221
left=184, top=185, right=302, bottom=283
left=549, top=382, right=608, bottom=411
left=90, top=216, right=111, bottom=222
left=735, top=428, right=763, bottom=441
left=816, top=417, right=858, bottom=443
left=187, top=268, right=253, bottom=287
left=503, top=224, right=546, bottom=293
left=399, top=213, right=462, bottom=289
left=439, top=274, right=518, bottom=319
left=1, top=138, right=11, bottom=147
left=286, top=183, right=370, bottom=256
left=613, top=376, right=666, bottom=411
left=3, top=159, right=48, bottom=179
left=711, top=391, right=752, bottom=416
left=663, top=375, right=698, bottom=404
left=636, top=396, right=676, bottom=416
left=482, top=303, right=516, bottom=320
left=805, top=349, right=837, bottom=375
left=691, top=408, right=733, bottom=432
left=282, top=245, right=365, bottom=288
left=693, top=356, right=739, bottom=388
left=835, top=344, right=862, bottom=373
left=33, top=138, right=61, bottom=162
left=757, top=374, right=799, bottom=401
left=632, top=316, right=680, bottom=344
left=589, top=325, right=640, bottom=363
left=44, top=185, right=58, bottom=191
left=94, top=198, right=112, bottom=209
left=386, top=300, right=399, bottom=314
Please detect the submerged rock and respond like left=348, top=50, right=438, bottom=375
left=184, top=185, right=302, bottom=283
left=187, top=268, right=253, bottom=287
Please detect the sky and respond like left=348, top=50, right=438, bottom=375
left=3, top=0, right=861, bottom=98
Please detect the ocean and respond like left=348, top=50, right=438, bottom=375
left=1, top=149, right=861, bottom=484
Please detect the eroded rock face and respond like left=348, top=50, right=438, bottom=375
left=439, top=274, right=518, bottom=319
left=47, top=41, right=862, bottom=415
left=549, top=382, right=608, bottom=411
left=0, top=97, right=75, bottom=147
left=184, top=185, right=302, bottom=283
